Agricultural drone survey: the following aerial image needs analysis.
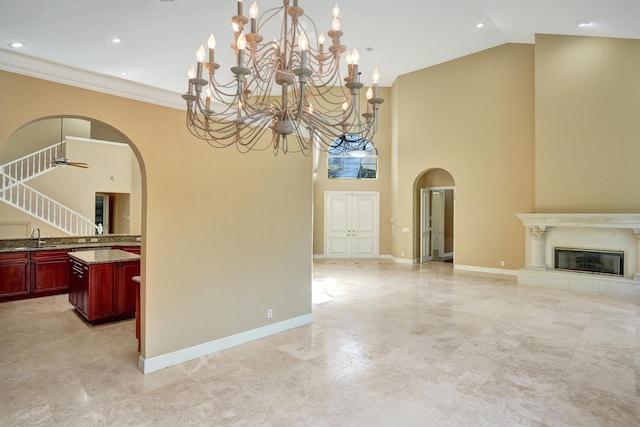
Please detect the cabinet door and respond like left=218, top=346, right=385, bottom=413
left=89, top=263, right=117, bottom=320
left=31, top=250, right=70, bottom=293
left=69, top=259, right=88, bottom=317
left=118, top=261, right=140, bottom=317
left=0, top=252, right=30, bottom=298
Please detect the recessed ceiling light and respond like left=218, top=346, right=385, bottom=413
left=120, top=72, right=128, bottom=76
left=111, top=38, right=122, bottom=43
left=577, top=21, right=590, bottom=28
left=476, top=22, right=485, bottom=29
left=10, top=41, right=24, bottom=48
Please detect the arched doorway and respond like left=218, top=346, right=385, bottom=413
left=414, top=168, right=455, bottom=263
left=1, top=115, right=145, bottom=353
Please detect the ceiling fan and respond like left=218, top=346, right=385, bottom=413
left=51, top=118, right=89, bottom=168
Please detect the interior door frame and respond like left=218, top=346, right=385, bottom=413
left=419, top=188, right=432, bottom=263
left=431, top=190, right=445, bottom=253
left=420, top=186, right=455, bottom=263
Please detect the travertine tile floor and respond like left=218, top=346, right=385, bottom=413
left=1, top=259, right=639, bottom=426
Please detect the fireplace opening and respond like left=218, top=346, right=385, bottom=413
left=554, top=247, right=624, bottom=276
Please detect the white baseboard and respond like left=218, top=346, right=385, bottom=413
left=139, top=313, right=313, bottom=374
left=394, top=257, right=418, bottom=264
left=314, top=254, right=394, bottom=260
left=454, top=264, right=518, bottom=276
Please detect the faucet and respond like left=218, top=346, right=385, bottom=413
left=31, top=227, right=43, bottom=246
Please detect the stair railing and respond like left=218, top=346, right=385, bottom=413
left=0, top=171, right=100, bottom=236
left=0, top=141, right=62, bottom=183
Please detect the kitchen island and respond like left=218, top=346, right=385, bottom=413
left=68, top=249, right=140, bottom=324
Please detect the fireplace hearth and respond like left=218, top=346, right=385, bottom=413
left=516, top=213, right=640, bottom=297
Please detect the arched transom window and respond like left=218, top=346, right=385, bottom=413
left=327, top=136, right=378, bottom=179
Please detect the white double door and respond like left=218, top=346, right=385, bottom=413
left=324, top=191, right=379, bottom=258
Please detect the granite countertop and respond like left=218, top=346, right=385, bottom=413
left=0, top=241, right=140, bottom=253
left=68, top=249, right=141, bottom=264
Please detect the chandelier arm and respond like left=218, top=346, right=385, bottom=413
left=184, top=0, right=383, bottom=155
left=256, top=4, right=283, bottom=31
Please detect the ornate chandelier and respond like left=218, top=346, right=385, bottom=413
left=182, top=0, right=384, bottom=155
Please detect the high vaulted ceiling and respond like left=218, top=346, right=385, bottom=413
left=1, top=0, right=639, bottom=94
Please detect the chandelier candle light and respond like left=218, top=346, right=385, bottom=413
left=182, top=0, right=384, bottom=155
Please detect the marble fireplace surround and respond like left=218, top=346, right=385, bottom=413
left=516, top=213, right=640, bottom=297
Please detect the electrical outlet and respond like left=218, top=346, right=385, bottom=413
left=500, top=260, right=505, bottom=267
left=267, top=308, right=273, bottom=319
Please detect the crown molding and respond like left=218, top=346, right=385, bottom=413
left=0, top=48, right=185, bottom=111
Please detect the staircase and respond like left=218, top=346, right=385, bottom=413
left=0, top=142, right=101, bottom=236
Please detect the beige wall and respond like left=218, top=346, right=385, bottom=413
left=0, top=70, right=312, bottom=360
left=535, top=34, right=640, bottom=212
left=312, top=86, right=392, bottom=256
left=392, top=43, right=536, bottom=268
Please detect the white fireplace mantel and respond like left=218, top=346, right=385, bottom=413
left=516, top=213, right=640, bottom=297
left=517, top=213, right=640, bottom=230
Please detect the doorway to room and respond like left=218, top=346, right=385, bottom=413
left=95, top=192, right=132, bottom=235
left=416, top=168, right=455, bottom=264
left=420, top=187, right=454, bottom=262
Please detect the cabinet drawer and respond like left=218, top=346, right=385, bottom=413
left=31, top=249, right=68, bottom=261
left=0, top=251, right=30, bottom=263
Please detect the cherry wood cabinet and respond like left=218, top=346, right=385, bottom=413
left=31, top=249, right=69, bottom=294
left=118, top=261, right=139, bottom=317
left=1, top=243, right=140, bottom=303
left=0, top=252, right=30, bottom=299
left=68, top=251, right=140, bottom=324
left=1, top=249, right=69, bottom=302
